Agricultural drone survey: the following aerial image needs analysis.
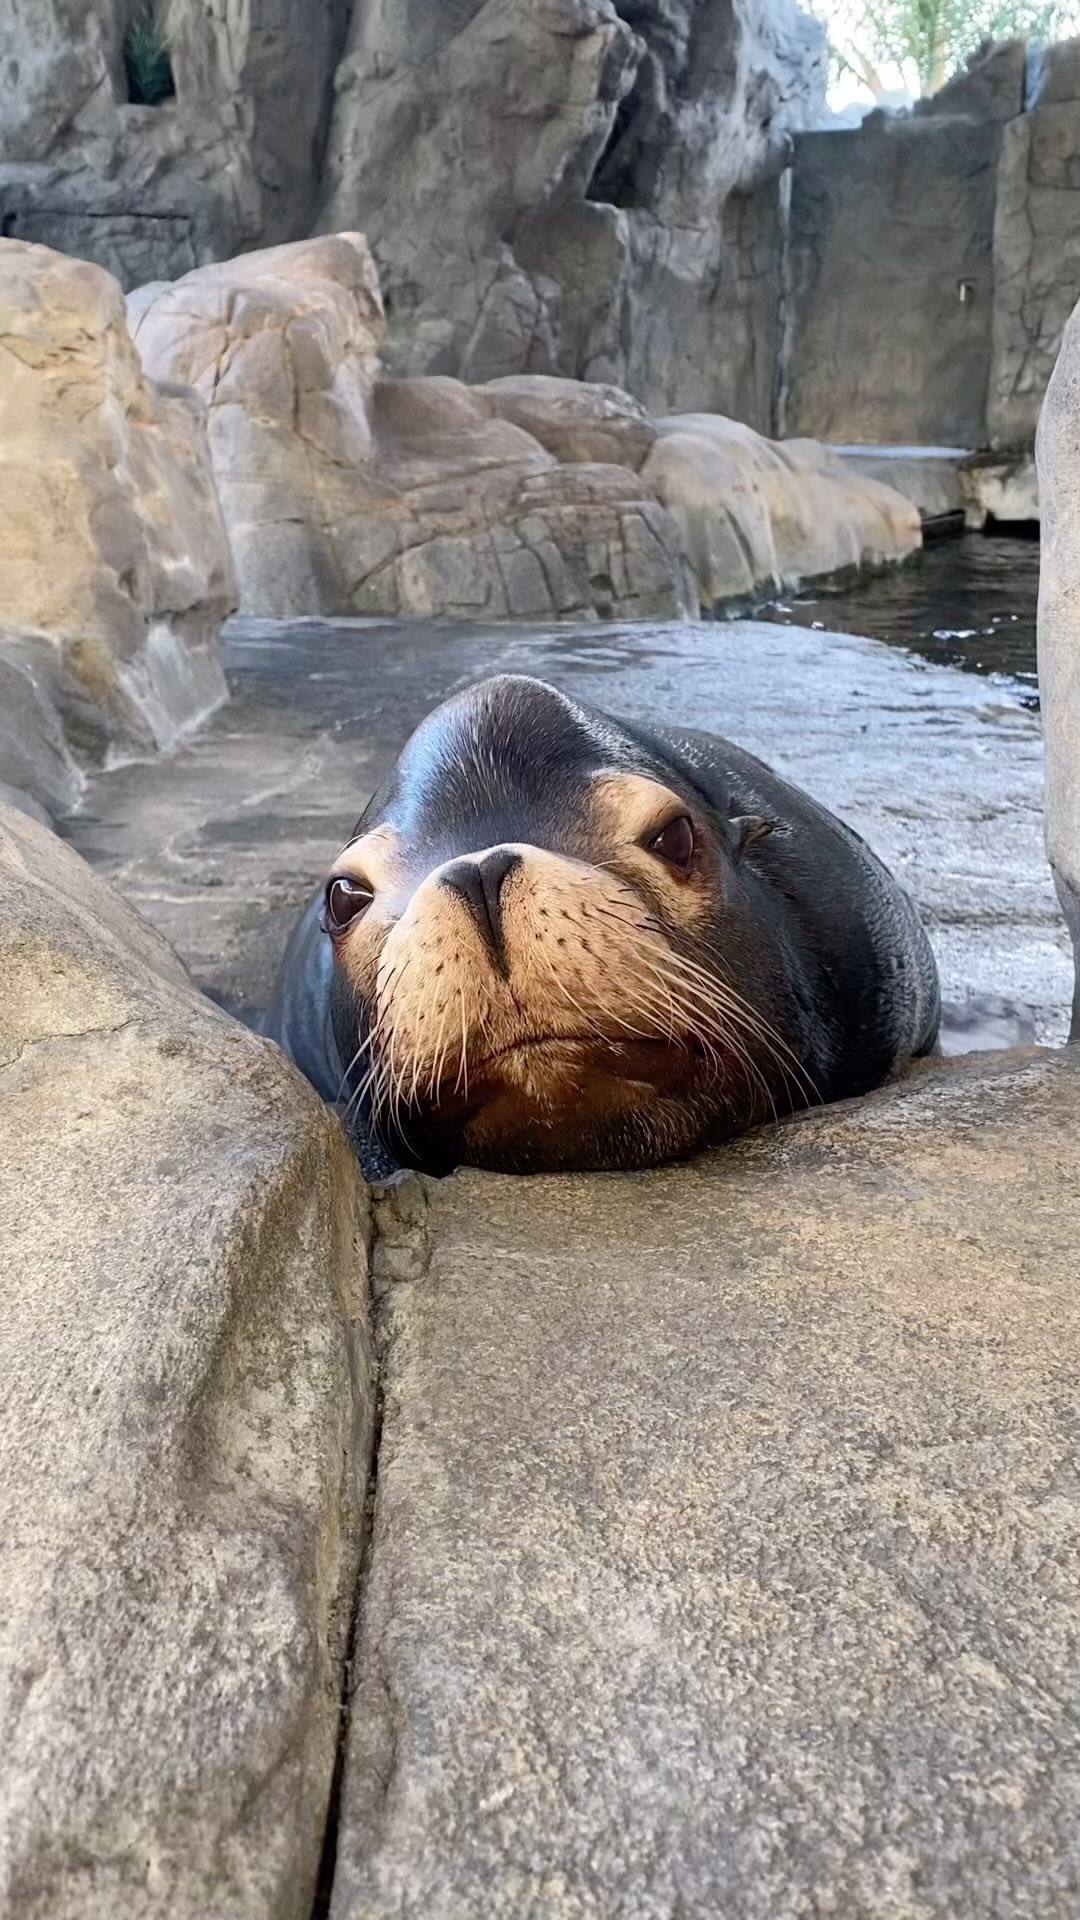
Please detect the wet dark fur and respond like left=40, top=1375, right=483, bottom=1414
left=265, top=676, right=940, bottom=1175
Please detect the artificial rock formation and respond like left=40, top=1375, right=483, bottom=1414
left=0, top=0, right=343, bottom=286
left=783, top=36, right=1080, bottom=456
left=642, top=415, right=921, bottom=600
left=0, top=801, right=373, bottom=1919
left=128, top=235, right=697, bottom=622
left=332, top=1047, right=1080, bottom=1918
left=2, top=0, right=827, bottom=422
left=319, top=0, right=826, bottom=416
left=989, top=39, right=1080, bottom=446
left=1035, top=296, right=1080, bottom=1035
left=8, top=8, right=1080, bottom=450
left=128, top=233, right=919, bottom=622
left=0, top=240, right=234, bottom=798
left=0, top=632, right=86, bottom=822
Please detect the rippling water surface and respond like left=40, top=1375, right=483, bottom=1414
left=754, top=531, right=1040, bottom=699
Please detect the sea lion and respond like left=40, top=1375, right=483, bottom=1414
left=265, top=674, right=940, bottom=1175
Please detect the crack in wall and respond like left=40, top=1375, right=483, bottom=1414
left=309, top=1172, right=434, bottom=1920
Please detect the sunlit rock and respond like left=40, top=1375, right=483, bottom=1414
left=0, top=240, right=234, bottom=774
left=0, top=799, right=373, bottom=1918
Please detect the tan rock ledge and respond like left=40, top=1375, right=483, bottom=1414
left=330, top=1045, right=1079, bottom=1920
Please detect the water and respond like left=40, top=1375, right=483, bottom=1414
left=753, top=531, right=1040, bottom=702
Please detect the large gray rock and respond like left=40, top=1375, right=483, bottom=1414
left=988, top=40, right=1080, bottom=448
left=128, top=234, right=924, bottom=620
left=319, top=0, right=825, bottom=417
left=331, top=1046, right=1080, bottom=1918
left=1036, top=296, right=1080, bottom=1036
left=0, top=240, right=234, bottom=767
left=641, top=414, right=921, bottom=603
left=0, top=0, right=341, bottom=287
left=128, top=236, right=699, bottom=622
left=0, top=802, right=373, bottom=1918
left=0, top=633, right=85, bottom=821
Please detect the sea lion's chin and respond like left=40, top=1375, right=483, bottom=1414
left=388, top=1033, right=696, bottom=1176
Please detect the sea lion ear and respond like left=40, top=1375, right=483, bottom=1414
left=729, top=815, right=775, bottom=860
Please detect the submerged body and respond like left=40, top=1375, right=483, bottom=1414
left=266, top=675, right=940, bottom=1174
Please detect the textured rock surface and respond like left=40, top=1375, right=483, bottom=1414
left=319, top=0, right=825, bottom=414
left=0, top=633, right=84, bottom=822
left=1036, top=297, right=1080, bottom=1034
left=784, top=38, right=1080, bottom=452
left=130, top=235, right=924, bottom=619
left=0, top=0, right=343, bottom=287
left=988, top=41, right=1080, bottom=447
left=642, top=415, right=921, bottom=603
left=330, top=1046, right=1080, bottom=1919
left=962, top=449, right=1039, bottom=524
left=0, top=240, right=233, bottom=766
left=0, top=801, right=373, bottom=1918
left=128, top=236, right=699, bottom=621
left=784, top=110, right=1001, bottom=445
left=830, top=448, right=970, bottom=520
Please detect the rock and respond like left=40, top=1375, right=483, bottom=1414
left=129, top=237, right=698, bottom=622
left=318, top=0, right=825, bottom=416
left=0, top=783, right=53, bottom=829
left=987, top=40, right=1080, bottom=448
left=481, top=375, right=658, bottom=471
left=0, top=634, right=85, bottom=819
left=331, top=1046, right=1080, bottom=1919
left=912, top=36, right=1027, bottom=122
left=641, top=414, right=921, bottom=604
left=0, top=240, right=234, bottom=766
left=830, top=447, right=970, bottom=524
left=0, top=0, right=341, bottom=288
left=1035, top=299, right=1080, bottom=1036
left=960, top=449, right=1039, bottom=525
left=782, top=36, right=1080, bottom=455
left=573, top=0, right=826, bottom=420
left=0, top=800, right=373, bottom=1918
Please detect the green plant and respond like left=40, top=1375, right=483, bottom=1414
left=123, top=3, right=175, bottom=107
left=814, top=0, right=1080, bottom=98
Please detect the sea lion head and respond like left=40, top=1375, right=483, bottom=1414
left=323, top=675, right=784, bottom=1174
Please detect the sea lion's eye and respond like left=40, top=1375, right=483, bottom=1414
left=647, top=814, right=695, bottom=873
left=324, top=875, right=373, bottom=931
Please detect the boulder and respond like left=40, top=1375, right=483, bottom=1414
left=480, top=375, right=657, bottom=472
left=330, top=1046, right=1080, bottom=1918
left=318, top=0, right=825, bottom=417
left=0, top=801, right=373, bottom=1918
left=988, top=40, right=1080, bottom=448
left=641, top=414, right=922, bottom=604
left=0, top=0, right=340, bottom=287
left=0, top=633, right=85, bottom=822
left=1035, top=298, right=1080, bottom=1036
left=960, top=450, right=1039, bottom=526
left=0, top=240, right=234, bottom=766
left=128, top=237, right=699, bottom=622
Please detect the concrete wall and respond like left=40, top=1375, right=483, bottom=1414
left=782, top=38, right=1080, bottom=451
left=782, top=116, right=1000, bottom=445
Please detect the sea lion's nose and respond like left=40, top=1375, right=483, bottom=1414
left=438, top=846, right=522, bottom=975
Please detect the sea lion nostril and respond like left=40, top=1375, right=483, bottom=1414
left=438, top=847, right=522, bottom=972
